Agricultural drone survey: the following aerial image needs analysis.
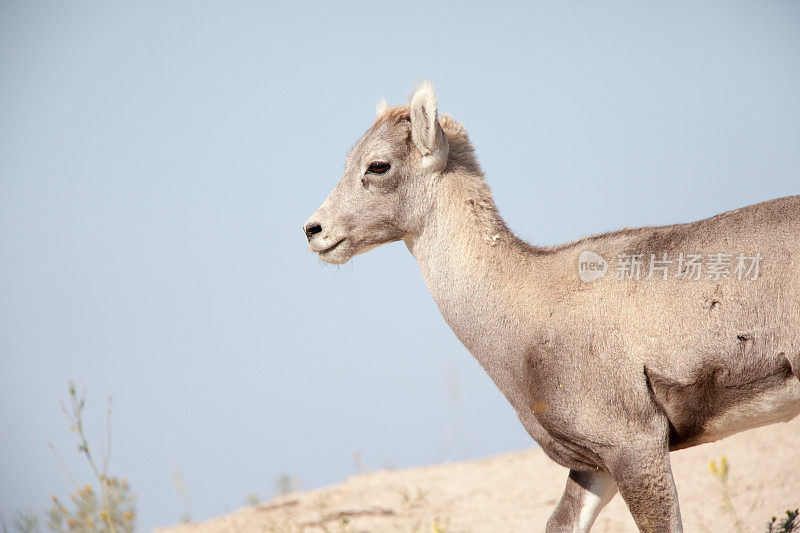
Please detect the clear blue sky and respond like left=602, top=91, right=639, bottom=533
left=1, top=2, right=798, bottom=530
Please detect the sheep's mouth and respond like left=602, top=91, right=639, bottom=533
left=318, top=238, right=346, bottom=255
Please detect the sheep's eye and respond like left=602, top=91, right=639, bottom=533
left=367, top=162, right=390, bottom=174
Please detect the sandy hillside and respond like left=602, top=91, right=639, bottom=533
left=157, top=417, right=799, bottom=532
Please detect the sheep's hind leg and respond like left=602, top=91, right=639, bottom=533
left=546, top=468, right=617, bottom=533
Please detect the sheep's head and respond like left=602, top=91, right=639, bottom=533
left=303, top=81, right=449, bottom=264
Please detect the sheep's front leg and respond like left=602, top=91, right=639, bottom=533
left=546, top=469, right=617, bottom=533
left=605, top=441, right=683, bottom=532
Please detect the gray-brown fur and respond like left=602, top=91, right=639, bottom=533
left=304, top=82, right=800, bottom=532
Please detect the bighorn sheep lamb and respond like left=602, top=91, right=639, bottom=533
left=304, top=82, right=800, bottom=532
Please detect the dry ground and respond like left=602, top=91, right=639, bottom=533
left=156, top=416, right=799, bottom=532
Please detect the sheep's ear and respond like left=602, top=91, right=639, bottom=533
left=409, top=81, right=449, bottom=171
left=375, top=97, right=388, bottom=117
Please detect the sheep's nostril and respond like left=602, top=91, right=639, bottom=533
left=304, top=222, right=322, bottom=240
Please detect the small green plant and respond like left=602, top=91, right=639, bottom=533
left=0, top=511, right=41, bottom=533
left=767, top=509, right=800, bottom=533
left=46, top=382, right=136, bottom=533
left=353, top=452, right=368, bottom=473
left=275, top=474, right=301, bottom=496
left=709, top=455, right=743, bottom=533
left=431, top=516, right=449, bottom=533
left=398, top=486, right=427, bottom=510
left=171, top=468, right=191, bottom=524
